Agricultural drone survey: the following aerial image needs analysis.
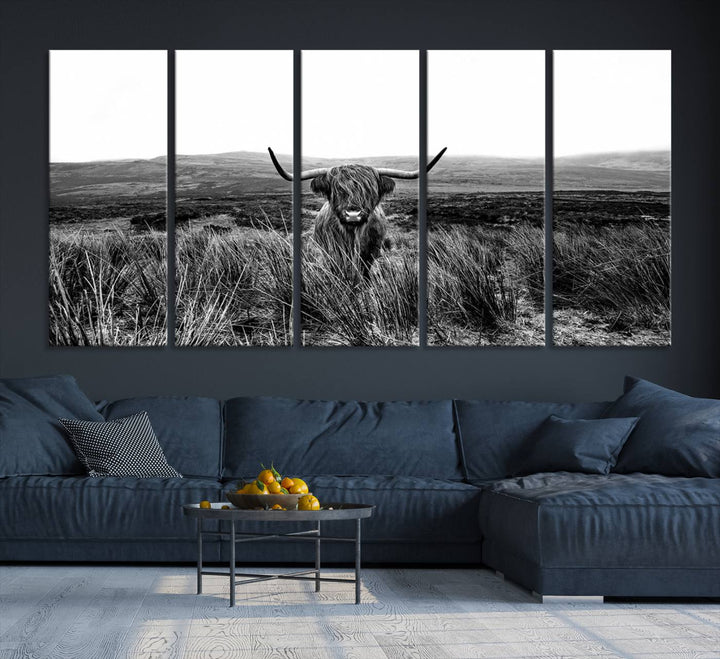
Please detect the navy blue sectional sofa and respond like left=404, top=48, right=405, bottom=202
left=1, top=374, right=719, bottom=598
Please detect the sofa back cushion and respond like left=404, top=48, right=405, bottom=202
left=454, top=399, right=611, bottom=482
left=0, top=374, right=103, bottom=477
left=99, top=396, right=222, bottom=479
left=605, top=376, right=720, bottom=477
left=224, top=397, right=460, bottom=480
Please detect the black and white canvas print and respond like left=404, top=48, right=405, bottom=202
left=49, top=50, right=167, bottom=346
left=175, top=50, right=293, bottom=346
left=553, top=50, right=671, bottom=346
left=427, top=51, right=546, bottom=346
left=298, top=50, right=420, bottom=346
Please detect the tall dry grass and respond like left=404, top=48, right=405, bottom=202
left=49, top=214, right=667, bottom=348
left=175, top=221, right=293, bottom=346
left=49, top=229, right=167, bottom=346
left=428, top=224, right=544, bottom=344
left=553, top=222, right=670, bottom=332
left=301, top=232, right=418, bottom=346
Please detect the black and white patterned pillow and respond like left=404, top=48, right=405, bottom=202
left=59, top=412, right=182, bottom=478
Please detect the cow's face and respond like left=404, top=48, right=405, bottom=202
left=311, top=165, right=395, bottom=226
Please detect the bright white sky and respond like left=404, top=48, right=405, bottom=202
left=429, top=50, right=545, bottom=158
left=177, top=50, right=293, bottom=155
left=303, top=50, right=418, bottom=160
left=50, top=50, right=166, bottom=162
left=50, top=49, right=670, bottom=163
left=555, top=50, right=671, bottom=157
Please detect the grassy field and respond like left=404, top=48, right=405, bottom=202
left=301, top=226, right=418, bottom=346
left=553, top=191, right=670, bottom=346
left=554, top=228, right=670, bottom=345
left=428, top=223, right=545, bottom=346
left=428, top=191, right=545, bottom=346
left=175, top=220, right=293, bottom=347
left=49, top=159, right=669, bottom=348
left=49, top=227, right=167, bottom=346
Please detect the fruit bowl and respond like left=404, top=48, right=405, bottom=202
left=226, top=492, right=303, bottom=510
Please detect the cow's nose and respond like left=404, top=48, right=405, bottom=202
left=345, top=209, right=363, bottom=219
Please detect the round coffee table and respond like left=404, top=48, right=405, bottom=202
left=182, top=503, right=375, bottom=606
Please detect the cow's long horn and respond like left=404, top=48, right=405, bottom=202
left=375, top=147, right=448, bottom=179
left=268, top=147, right=329, bottom=181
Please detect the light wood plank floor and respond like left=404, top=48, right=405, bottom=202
left=1, top=565, right=719, bottom=658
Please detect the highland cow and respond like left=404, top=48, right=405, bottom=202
left=268, top=147, right=447, bottom=280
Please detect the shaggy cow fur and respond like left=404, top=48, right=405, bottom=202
left=310, top=165, right=395, bottom=280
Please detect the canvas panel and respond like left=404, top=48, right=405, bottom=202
left=174, top=50, right=294, bottom=347
left=427, top=50, right=546, bottom=346
left=553, top=50, right=671, bottom=346
left=49, top=50, right=168, bottom=346
left=299, top=50, right=420, bottom=347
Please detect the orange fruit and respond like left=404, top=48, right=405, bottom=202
left=271, top=504, right=286, bottom=510
left=221, top=505, right=230, bottom=510
left=280, top=477, right=295, bottom=490
left=245, top=480, right=268, bottom=495
left=267, top=481, right=283, bottom=494
left=199, top=500, right=211, bottom=509
left=289, top=478, right=309, bottom=494
left=298, top=494, right=320, bottom=511
left=257, top=469, right=275, bottom=484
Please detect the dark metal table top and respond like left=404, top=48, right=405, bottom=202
left=183, top=502, right=374, bottom=522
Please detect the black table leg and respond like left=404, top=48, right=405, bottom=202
left=229, top=519, right=236, bottom=607
left=315, top=521, right=321, bottom=592
left=355, top=518, right=361, bottom=605
left=196, top=517, right=203, bottom=595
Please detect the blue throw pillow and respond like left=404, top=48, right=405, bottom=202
left=514, top=415, right=639, bottom=476
left=0, top=375, right=104, bottom=477
left=605, top=376, right=720, bottom=477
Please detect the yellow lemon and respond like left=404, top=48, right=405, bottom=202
left=199, top=500, right=211, bottom=509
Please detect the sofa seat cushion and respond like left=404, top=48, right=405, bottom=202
left=220, top=475, right=483, bottom=544
left=98, top=396, right=223, bottom=479
left=478, top=472, right=720, bottom=569
left=0, top=476, right=222, bottom=540
left=224, top=397, right=461, bottom=480
left=0, top=375, right=103, bottom=477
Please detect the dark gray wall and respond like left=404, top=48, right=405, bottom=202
left=1, top=0, right=718, bottom=402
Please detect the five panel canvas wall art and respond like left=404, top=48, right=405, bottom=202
left=48, top=49, right=671, bottom=348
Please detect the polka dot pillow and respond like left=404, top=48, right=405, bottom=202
left=59, top=412, right=182, bottom=478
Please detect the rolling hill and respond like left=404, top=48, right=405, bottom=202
left=49, top=149, right=671, bottom=203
